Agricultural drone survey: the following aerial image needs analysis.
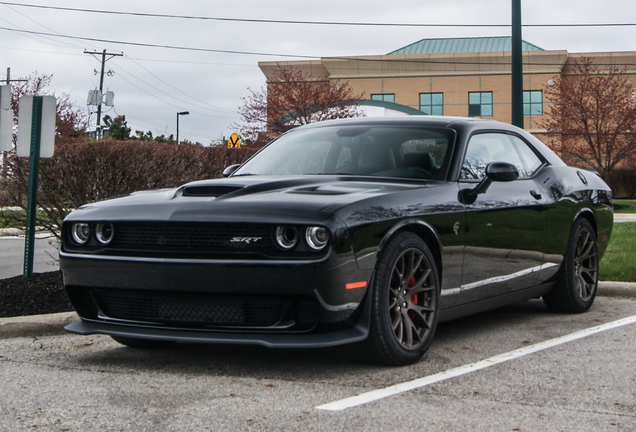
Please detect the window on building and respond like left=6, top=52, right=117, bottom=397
left=523, top=90, right=543, bottom=116
left=371, top=94, right=395, bottom=103
left=419, top=93, right=444, bottom=115
left=468, top=92, right=493, bottom=117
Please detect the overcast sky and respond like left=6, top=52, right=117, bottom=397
left=1, top=0, right=635, bottom=144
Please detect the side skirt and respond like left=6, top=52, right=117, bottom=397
left=438, top=282, right=555, bottom=323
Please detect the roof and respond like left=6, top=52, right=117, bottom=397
left=388, top=37, right=544, bottom=55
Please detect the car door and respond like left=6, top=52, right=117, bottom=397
left=457, top=132, right=548, bottom=304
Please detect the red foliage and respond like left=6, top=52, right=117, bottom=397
left=9, top=72, right=87, bottom=144
left=235, top=65, right=365, bottom=141
left=540, top=58, right=636, bottom=179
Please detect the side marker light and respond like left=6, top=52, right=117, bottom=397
left=345, top=281, right=367, bottom=290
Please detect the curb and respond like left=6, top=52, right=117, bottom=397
left=0, top=283, right=634, bottom=340
left=0, top=312, right=77, bottom=339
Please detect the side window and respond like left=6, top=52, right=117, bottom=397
left=461, top=133, right=527, bottom=180
left=510, top=135, right=543, bottom=175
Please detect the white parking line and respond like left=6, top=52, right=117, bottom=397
left=316, top=314, right=636, bottom=411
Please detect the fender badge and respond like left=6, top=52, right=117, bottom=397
left=453, top=222, right=460, bottom=235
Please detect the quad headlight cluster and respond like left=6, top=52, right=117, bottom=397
left=69, top=222, right=114, bottom=246
left=274, top=225, right=329, bottom=251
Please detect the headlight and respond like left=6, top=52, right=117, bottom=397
left=275, top=226, right=299, bottom=249
left=95, top=223, right=114, bottom=245
left=71, top=223, right=91, bottom=245
left=305, top=226, right=329, bottom=251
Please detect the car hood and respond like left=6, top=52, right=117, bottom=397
left=66, top=175, right=429, bottom=224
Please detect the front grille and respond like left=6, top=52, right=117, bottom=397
left=113, top=223, right=274, bottom=253
left=66, top=287, right=320, bottom=330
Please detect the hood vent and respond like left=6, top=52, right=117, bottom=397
left=182, top=185, right=245, bottom=197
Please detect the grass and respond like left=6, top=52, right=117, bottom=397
left=599, top=222, right=636, bottom=282
left=0, top=210, right=23, bottom=229
left=613, top=199, right=636, bottom=213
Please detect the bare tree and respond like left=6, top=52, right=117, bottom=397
left=541, top=57, right=636, bottom=179
left=234, top=65, right=365, bottom=142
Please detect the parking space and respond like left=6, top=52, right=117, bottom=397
left=1, top=296, right=635, bottom=430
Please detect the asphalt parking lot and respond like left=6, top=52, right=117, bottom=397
left=1, top=296, right=635, bottom=431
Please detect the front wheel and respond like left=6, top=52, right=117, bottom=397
left=543, top=218, right=598, bottom=313
left=360, top=232, right=440, bottom=366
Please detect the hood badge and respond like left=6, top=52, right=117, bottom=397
left=230, top=236, right=262, bottom=244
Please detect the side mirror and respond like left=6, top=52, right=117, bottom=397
left=458, top=162, right=519, bottom=205
left=222, top=164, right=241, bottom=178
left=486, top=161, right=519, bottom=182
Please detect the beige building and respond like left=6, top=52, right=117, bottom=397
left=259, top=36, right=636, bottom=139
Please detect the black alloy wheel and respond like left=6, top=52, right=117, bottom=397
left=361, top=232, right=440, bottom=365
left=543, top=218, right=598, bottom=313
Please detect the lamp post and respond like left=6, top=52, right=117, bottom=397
left=176, top=111, right=189, bottom=144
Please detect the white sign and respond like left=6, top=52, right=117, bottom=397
left=0, top=85, right=12, bottom=152
left=16, top=95, right=56, bottom=158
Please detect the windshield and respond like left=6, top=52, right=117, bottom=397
left=233, top=124, right=455, bottom=181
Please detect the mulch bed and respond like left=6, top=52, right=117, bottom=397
left=0, top=271, right=73, bottom=318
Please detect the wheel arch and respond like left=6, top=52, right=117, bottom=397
left=573, top=208, right=597, bottom=236
left=377, top=219, right=443, bottom=283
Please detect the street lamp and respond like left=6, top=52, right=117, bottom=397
left=176, top=111, right=189, bottom=144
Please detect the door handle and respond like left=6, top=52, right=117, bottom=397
left=530, top=190, right=542, bottom=200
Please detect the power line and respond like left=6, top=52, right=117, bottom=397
left=0, top=26, right=314, bottom=59
left=1, top=2, right=635, bottom=28
left=4, top=26, right=636, bottom=68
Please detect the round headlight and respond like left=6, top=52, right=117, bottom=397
left=305, top=226, right=329, bottom=251
left=71, top=223, right=91, bottom=245
left=275, top=226, right=299, bottom=250
left=95, top=223, right=114, bottom=245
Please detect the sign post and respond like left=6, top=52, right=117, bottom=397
left=16, top=95, right=56, bottom=279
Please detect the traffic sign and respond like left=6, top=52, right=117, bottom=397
left=228, top=133, right=241, bottom=148
left=17, top=95, right=56, bottom=158
left=0, top=85, right=11, bottom=151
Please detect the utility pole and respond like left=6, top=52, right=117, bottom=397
left=84, top=49, right=123, bottom=138
left=2, top=68, right=27, bottom=178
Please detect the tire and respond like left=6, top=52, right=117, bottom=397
left=360, top=232, right=440, bottom=366
left=543, top=218, right=598, bottom=313
left=111, top=335, right=175, bottom=349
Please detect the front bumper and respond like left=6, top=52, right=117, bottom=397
left=60, top=249, right=374, bottom=345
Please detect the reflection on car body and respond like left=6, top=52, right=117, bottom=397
left=60, top=116, right=613, bottom=365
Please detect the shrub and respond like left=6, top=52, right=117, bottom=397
left=4, top=141, right=260, bottom=238
left=606, top=168, right=636, bottom=198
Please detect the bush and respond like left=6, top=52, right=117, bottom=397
left=0, top=179, right=10, bottom=207
left=606, top=168, right=636, bottom=198
left=4, top=141, right=260, bottom=237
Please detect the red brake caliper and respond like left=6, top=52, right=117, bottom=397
left=408, top=276, right=417, bottom=302
left=408, top=276, right=418, bottom=319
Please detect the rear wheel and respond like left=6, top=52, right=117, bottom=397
left=543, top=218, right=598, bottom=313
left=111, top=335, right=175, bottom=349
left=360, top=232, right=440, bottom=365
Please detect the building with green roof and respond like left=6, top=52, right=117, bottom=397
left=259, top=37, right=636, bottom=133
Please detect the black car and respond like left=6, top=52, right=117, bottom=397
left=60, top=116, right=613, bottom=365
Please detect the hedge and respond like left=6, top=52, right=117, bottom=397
left=3, top=141, right=260, bottom=238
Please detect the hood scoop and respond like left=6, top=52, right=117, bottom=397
left=182, top=185, right=245, bottom=197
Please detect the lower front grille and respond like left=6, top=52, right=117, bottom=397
left=66, top=287, right=320, bottom=331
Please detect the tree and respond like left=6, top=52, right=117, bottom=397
left=103, top=115, right=131, bottom=140
left=541, top=58, right=636, bottom=179
left=9, top=72, right=87, bottom=144
left=234, top=65, right=365, bottom=141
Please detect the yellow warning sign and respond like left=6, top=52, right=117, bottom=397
left=228, top=133, right=241, bottom=148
